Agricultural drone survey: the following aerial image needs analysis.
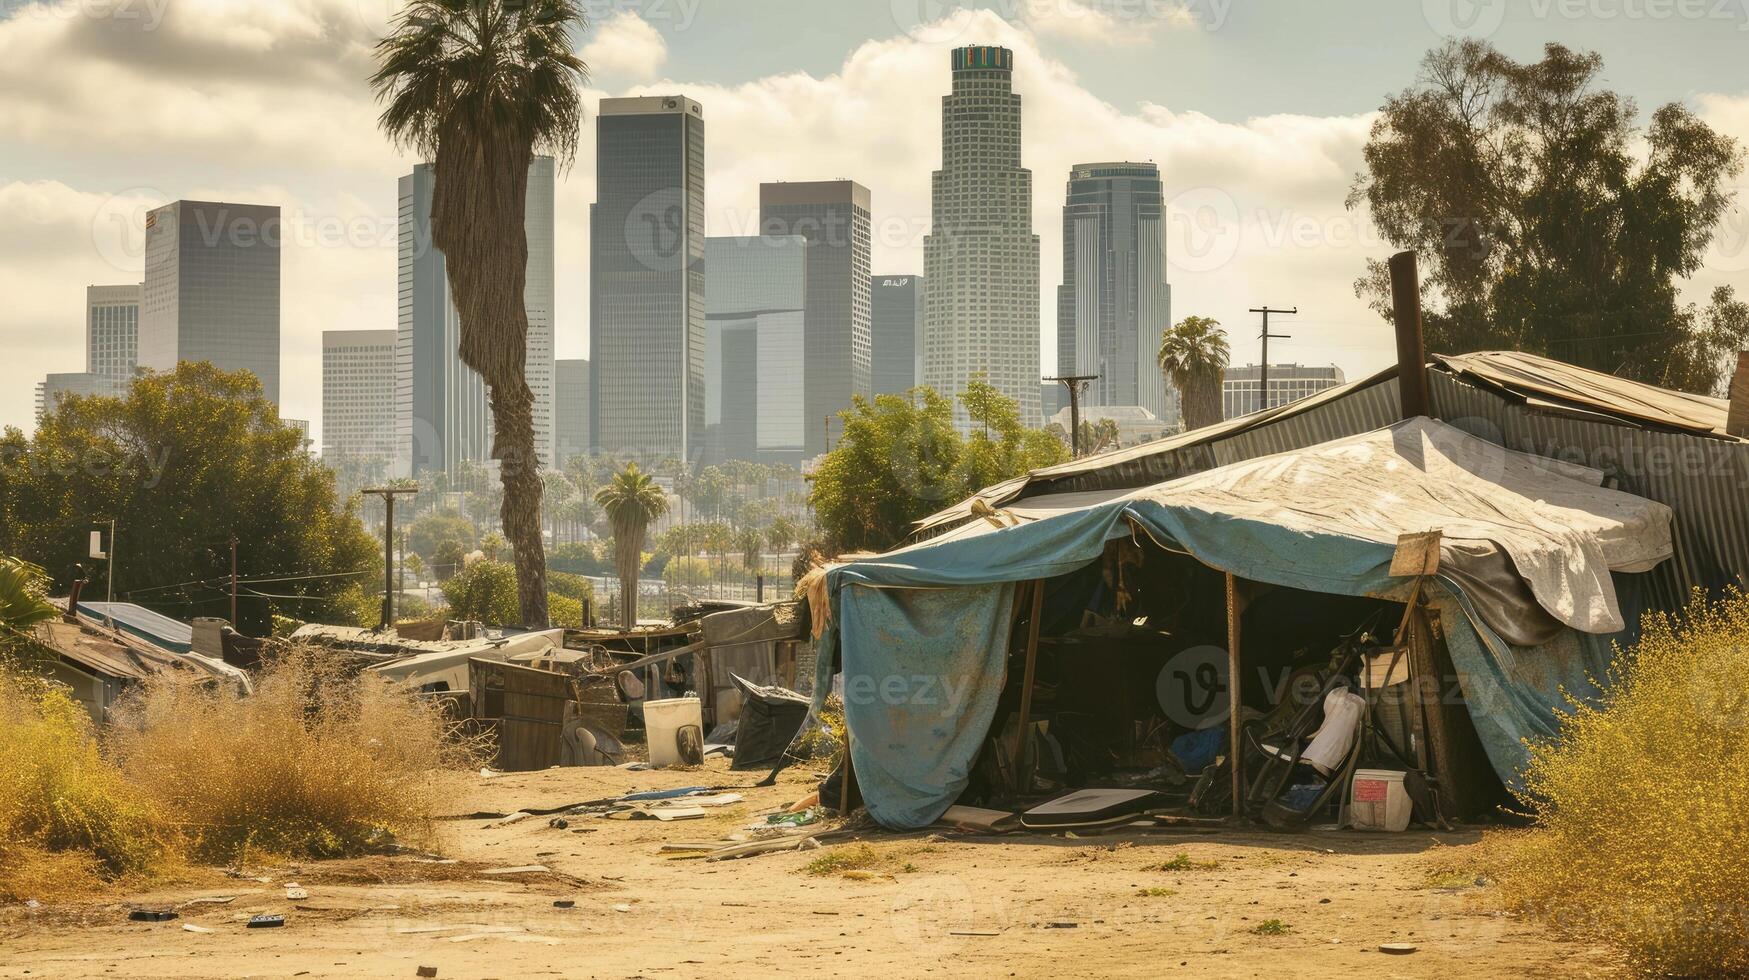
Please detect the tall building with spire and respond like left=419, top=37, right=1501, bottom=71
left=1056, top=162, right=1174, bottom=424
left=923, top=44, right=1042, bottom=426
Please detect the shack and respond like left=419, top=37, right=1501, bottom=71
left=812, top=416, right=1674, bottom=829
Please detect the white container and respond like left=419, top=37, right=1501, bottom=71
left=1349, top=769, right=1412, bottom=832
left=644, top=696, right=704, bottom=767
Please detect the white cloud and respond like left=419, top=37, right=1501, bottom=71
left=1023, top=0, right=1204, bottom=46
left=7, top=2, right=1740, bottom=440
left=580, top=11, right=668, bottom=82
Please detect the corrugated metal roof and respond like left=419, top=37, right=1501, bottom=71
left=77, top=601, right=193, bottom=652
left=1436, top=351, right=1738, bottom=439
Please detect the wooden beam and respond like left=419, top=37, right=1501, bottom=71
left=1224, top=573, right=1248, bottom=818
left=1011, top=580, right=1047, bottom=791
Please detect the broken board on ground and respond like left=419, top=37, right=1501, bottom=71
left=1020, top=789, right=1165, bottom=830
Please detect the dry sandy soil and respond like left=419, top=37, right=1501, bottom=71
left=0, top=760, right=1622, bottom=979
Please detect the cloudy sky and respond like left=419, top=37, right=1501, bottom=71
left=3, top=0, right=1748, bottom=442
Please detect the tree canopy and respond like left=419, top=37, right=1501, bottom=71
left=0, top=363, right=379, bottom=634
left=1350, top=40, right=1748, bottom=392
left=809, top=379, right=1068, bottom=554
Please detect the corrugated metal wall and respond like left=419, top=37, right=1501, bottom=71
left=1430, top=371, right=1749, bottom=614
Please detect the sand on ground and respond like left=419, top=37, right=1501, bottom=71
left=0, top=759, right=1621, bottom=979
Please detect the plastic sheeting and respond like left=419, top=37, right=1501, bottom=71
left=816, top=418, right=1674, bottom=828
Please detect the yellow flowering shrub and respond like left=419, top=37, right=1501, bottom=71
left=1495, top=589, right=1749, bottom=975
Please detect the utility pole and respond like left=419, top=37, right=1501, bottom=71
left=363, top=485, right=419, bottom=632
left=229, top=533, right=239, bottom=627
left=1248, top=306, right=1297, bottom=413
left=1045, top=374, right=1099, bottom=457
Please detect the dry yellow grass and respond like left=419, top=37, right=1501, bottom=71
left=1494, top=589, right=1749, bottom=975
left=108, top=647, right=482, bottom=865
left=0, top=669, right=172, bottom=900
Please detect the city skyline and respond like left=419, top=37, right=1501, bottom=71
left=5, top=3, right=1748, bottom=443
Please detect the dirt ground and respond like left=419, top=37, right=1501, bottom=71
left=0, top=760, right=1623, bottom=979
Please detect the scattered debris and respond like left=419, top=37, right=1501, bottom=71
left=181, top=924, right=214, bottom=934
left=246, top=914, right=285, bottom=929
left=416, top=968, right=438, bottom=978
left=1379, top=942, right=1418, bottom=955
left=128, top=909, right=177, bottom=922
left=553, top=900, right=574, bottom=909
left=481, top=865, right=550, bottom=876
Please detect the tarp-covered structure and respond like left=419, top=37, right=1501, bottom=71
left=815, top=417, right=1677, bottom=829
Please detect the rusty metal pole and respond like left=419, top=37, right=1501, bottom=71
left=1388, top=251, right=1430, bottom=419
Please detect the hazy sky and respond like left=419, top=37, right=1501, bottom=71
left=3, top=0, right=1747, bottom=443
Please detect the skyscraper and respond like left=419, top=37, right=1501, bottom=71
left=139, top=200, right=281, bottom=403
left=591, top=95, right=706, bottom=459
left=870, top=275, right=923, bottom=396
left=923, top=45, right=1042, bottom=426
left=555, top=357, right=590, bottom=466
left=759, top=180, right=870, bottom=455
left=1056, top=162, right=1174, bottom=423
left=322, top=329, right=397, bottom=463
left=86, top=283, right=140, bottom=380
left=395, top=158, right=556, bottom=477
left=704, top=235, right=807, bottom=463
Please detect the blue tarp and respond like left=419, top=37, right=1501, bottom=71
left=816, top=421, right=1663, bottom=829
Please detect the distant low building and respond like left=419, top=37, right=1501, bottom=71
left=35, top=372, right=127, bottom=416
left=1223, top=364, right=1345, bottom=419
left=1048, top=404, right=1174, bottom=450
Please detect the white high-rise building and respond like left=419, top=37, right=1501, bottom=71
left=139, top=200, right=281, bottom=403
left=395, top=158, right=556, bottom=477
left=86, top=283, right=140, bottom=380
left=923, top=45, right=1042, bottom=427
left=322, top=329, right=397, bottom=463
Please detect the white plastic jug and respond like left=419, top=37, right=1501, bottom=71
left=1349, top=768, right=1412, bottom=832
left=644, top=696, right=704, bottom=767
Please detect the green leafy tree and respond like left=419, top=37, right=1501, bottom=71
left=593, top=463, right=669, bottom=627
left=1349, top=40, right=1747, bottom=392
left=0, top=363, right=378, bottom=634
left=766, top=516, right=799, bottom=555
left=406, top=509, right=477, bottom=563
left=810, top=382, right=1067, bottom=554
left=478, top=532, right=507, bottom=561
left=953, top=374, right=1069, bottom=494
left=441, top=559, right=520, bottom=624
left=373, top=0, right=591, bottom=629
left=431, top=539, right=466, bottom=581
left=1158, top=315, right=1231, bottom=431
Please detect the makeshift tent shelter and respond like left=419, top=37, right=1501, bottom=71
left=814, top=418, right=1674, bottom=830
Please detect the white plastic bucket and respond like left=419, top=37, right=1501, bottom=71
left=644, top=696, right=704, bottom=767
left=1349, top=769, right=1412, bottom=832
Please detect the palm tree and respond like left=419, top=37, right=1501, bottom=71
left=371, top=0, right=589, bottom=629
left=1158, top=315, right=1231, bottom=432
left=594, top=463, right=669, bottom=628
left=0, top=556, right=56, bottom=635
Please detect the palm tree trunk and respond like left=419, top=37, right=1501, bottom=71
left=615, top=518, right=643, bottom=628
left=430, top=135, right=548, bottom=629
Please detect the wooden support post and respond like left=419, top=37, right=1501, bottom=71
left=1224, top=573, right=1248, bottom=818
left=1011, top=580, right=1047, bottom=791
left=1407, top=600, right=1461, bottom=822
left=1388, top=250, right=1431, bottom=419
